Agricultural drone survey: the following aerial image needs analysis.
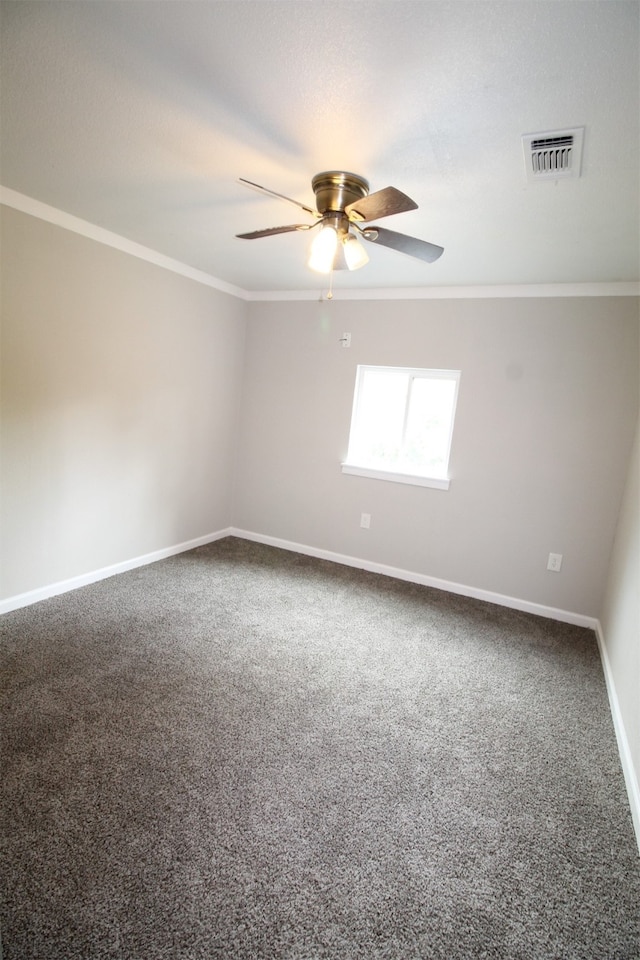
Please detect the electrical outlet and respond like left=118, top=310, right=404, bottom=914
left=547, top=553, right=563, bottom=572
left=360, top=513, right=371, bottom=529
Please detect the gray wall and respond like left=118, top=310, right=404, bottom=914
left=1, top=207, right=246, bottom=600
left=2, top=208, right=636, bottom=622
left=234, top=297, right=639, bottom=618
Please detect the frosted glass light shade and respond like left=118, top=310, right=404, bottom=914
left=343, top=234, right=370, bottom=270
left=308, top=226, right=338, bottom=273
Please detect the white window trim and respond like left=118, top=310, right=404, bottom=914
left=341, top=462, right=451, bottom=490
left=341, top=365, right=460, bottom=490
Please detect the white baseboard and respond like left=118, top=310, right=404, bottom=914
left=594, top=622, right=640, bottom=855
left=4, top=524, right=597, bottom=628
left=0, top=528, right=232, bottom=615
left=229, top=527, right=598, bottom=629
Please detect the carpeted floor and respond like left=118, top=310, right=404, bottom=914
left=1, top=536, right=639, bottom=959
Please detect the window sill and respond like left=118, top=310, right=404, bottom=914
left=341, top=463, right=451, bottom=490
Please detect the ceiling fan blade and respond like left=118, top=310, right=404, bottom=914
left=238, top=178, right=319, bottom=218
left=236, top=224, right=314, bottom=239
left=345, top=186, right=418, bottom=222
left=362, top=226, right=444, bottom=263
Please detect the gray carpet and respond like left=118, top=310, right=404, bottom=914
left=1, top=536, right=639, bottom=959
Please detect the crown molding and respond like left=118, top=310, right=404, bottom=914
left=246, top=282, right=640, bottom=301
left=3, top=187, right=638, bottom=302
left=0, top=186, right=245, bottom=299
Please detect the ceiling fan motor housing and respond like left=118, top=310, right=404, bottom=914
left=236, top=170, right=443, bottom=264
left=312, top=171, right=369, bottom=215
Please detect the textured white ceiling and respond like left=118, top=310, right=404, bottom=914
left=1, top=0, right=639, bottom=293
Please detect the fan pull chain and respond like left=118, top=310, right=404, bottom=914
left=326, top=268, right=334, bottom=300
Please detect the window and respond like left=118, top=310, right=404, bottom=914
left=342, top=366, right=460, bottom=489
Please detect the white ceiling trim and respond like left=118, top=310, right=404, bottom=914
left=0, top=186, right=246, bottom=299
left=2, top=187, right=638, bottom=303
left=247, top=283, right=640, bottom=301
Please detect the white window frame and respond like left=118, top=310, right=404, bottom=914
left=341, top=365, right=460, bottom=490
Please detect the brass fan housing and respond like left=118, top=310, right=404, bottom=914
left=311, top=171, right=369, bottom=215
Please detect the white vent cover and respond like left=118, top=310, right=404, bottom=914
left=522, top=127, right=584, bottom=181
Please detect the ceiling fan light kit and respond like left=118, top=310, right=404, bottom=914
left=236, top=170, right=444, bottom=276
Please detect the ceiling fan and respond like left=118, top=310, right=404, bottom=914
left=236, top=171, right=444, bottom=273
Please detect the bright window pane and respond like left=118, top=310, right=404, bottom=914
left=403, top=377, right=457, bottom=475
left=345, top=366, right=460, bottom=482
left=350, top=370, right=407, bottom=466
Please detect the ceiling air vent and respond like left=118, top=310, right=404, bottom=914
left=522, top=127, right=584, bottom=181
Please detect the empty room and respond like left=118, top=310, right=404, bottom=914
left=1, top=1, right=639, bottom=958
